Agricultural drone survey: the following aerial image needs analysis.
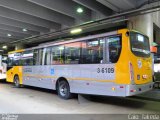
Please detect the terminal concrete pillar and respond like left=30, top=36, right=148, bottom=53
left=128, top=14, right=153, bottom=45
left=15, top=43, right=25, bottom=50
left=152, top=11, right=160, bottom=29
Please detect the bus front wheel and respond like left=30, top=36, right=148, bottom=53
left=14, top=75, right=20, bottom=88
left=57, top=80, right=72, bottom=99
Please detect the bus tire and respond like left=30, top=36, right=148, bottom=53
left=14, top=75, right=20, bottom=88
left=57, top=80, right=72, bottom=99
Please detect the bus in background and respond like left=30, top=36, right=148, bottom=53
left=6, top=29, right=153, bottom=99
left=154, top=45, right=160, bottom=72
left=0, top=55, right=7, bottom=80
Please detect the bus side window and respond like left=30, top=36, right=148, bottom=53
left=65, top=42, right=81, bottom=64
left=33, top=49, right=40, bottom=65
left=12, top=53, right=21, bottom=66
left=51, top=46, right=64, bottom=65
left=8, top=57, right=13, bottom=66
left=44, top=47, right=51, bottom=65
left=33, top=48, right=44, bottom=65
left=108, top=36, right=122, bottom=63
left=21, top=50, right=33, bottom=66
left=81, top=38, right=105, bottom=64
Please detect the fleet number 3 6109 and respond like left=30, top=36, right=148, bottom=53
left=97, top=68, right=114, bottom=73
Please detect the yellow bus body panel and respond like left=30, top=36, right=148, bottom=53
left=130, top=53, right=152, bottom=84
left=117, top=29, right=152, bottom=85
left=6, top=66, right=23, bottom=84
left=115, top=29, right=130, bottom=84
left=7, top=50, right=24, bottom=84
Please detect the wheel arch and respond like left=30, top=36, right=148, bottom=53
left=55, top=77, right=69, bottom=90
left=13, top=74, right=22, bottom=85
left=13, top=74, right=19, bottom=82
left=14, top=74, right=19, bottom=78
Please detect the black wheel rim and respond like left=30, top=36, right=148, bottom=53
left=14, top=77, right=19, bottom=87
left=59, top=82, right=68, bottom=97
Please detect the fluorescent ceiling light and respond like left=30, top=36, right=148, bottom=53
left=70, top=28, right=82, bottom=34
left=7, top=34, right=12, bottom=37
left=77, top=8, right=83, bottom=13
left=2, top=45, right=7, bottom=49
left=23, top=28, right=27, bottom=32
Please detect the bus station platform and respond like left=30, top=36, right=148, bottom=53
left=134, top=89, right=160, bottom=102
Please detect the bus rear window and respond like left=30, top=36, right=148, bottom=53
left=108, top=36, right=122, bottom=63
left=130, top=32, right=150, bottom=58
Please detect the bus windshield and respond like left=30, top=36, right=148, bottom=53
left=130, top=31, right=150, bottom=57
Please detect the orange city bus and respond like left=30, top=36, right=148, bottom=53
left=6, top=29, right=153, bottom=99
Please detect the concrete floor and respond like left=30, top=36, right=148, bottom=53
left=0, top=81, right=160, bottom=114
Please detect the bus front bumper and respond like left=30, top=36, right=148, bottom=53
left=126, top=82, right=154, bottom=96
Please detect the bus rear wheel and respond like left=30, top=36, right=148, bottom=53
left=14, top=75, right=20, bottom=88
left=57, top=80, right=72, bottom=99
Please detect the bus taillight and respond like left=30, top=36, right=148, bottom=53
left=129, top=62, right=135, bottom=84
left=130, top=89, right=136, bottom=92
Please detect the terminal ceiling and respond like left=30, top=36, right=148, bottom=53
left=0, top=0, right=159, bottom=47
